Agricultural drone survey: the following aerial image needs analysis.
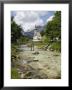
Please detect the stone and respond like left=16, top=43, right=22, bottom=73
left=32, top=51, right=39, bottom=55
left=50, top=48, right=54, bottom=51
left=20, top=73, right=24, bottom=78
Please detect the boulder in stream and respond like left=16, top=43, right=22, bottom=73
left=32, top=51, right=39, bottom=55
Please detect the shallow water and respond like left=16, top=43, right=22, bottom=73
left=17, top=44, right=61, bottom=79
left=18, top=45, right=31, bottom=51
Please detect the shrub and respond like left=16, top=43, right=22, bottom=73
left=50, top=41, right=61, bottom=52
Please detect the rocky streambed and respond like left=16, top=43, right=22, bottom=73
left=12, top=44, right=61, bottom=79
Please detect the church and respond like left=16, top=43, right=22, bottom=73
left=33, top=26, right=42, bottom=42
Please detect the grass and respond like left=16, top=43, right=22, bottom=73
left=11, top=67, right=20, bottom=79
left=11, top=44, right=20, bottom=79
left=34, top=41, right=47, bottom=49
left=11, top=43, right=20, bottom=62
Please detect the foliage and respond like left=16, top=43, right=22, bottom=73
left=11, top=67, right=20, bottom=79
left=42, top=35, right=51, bottom=44
left=11, top=16, right=23, bottom=43
left=43, top=11, right=61, bottom=52
left=40, top=30, right=45, bottom=36
left=11, top=44, right=19, bottom=67
left=45, top=11, right=61, bottom=40
left=18, top=36, right=29, bottom=44
left=11, top=44, right=20, bottom=79
left=50, top=41, right=61, bottom=52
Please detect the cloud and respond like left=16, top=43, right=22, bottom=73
left=35, top=11, right=48, bottom=16
left=47, top=15, right=54, bottom=22
left=13, top=11, right=46, bottom=32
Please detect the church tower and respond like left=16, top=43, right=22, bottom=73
left=33, top=25, right=42, bottom=42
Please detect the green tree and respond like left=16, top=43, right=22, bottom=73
left=11, top=17, right=23, bottom=43
left=40, top=30, right=45, bottom=36
left=45, top=11, right=61, bottom=41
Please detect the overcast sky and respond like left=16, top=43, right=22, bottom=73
left=11, top=11, right=55, bottom=32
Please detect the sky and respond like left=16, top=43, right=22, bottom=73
left=11, top=11, right=55, bottom=32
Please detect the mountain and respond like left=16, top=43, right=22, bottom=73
left=24, top=30, right=34, bottom=38
left=23, top=25, right=45, bottom=38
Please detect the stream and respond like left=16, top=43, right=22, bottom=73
left=17, top=44, right=61, bottom=79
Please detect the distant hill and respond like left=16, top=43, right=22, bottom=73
left=23, top=25, right=45, bottom=38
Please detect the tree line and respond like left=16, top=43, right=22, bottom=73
left=40, top=11, right=61, bottom=51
